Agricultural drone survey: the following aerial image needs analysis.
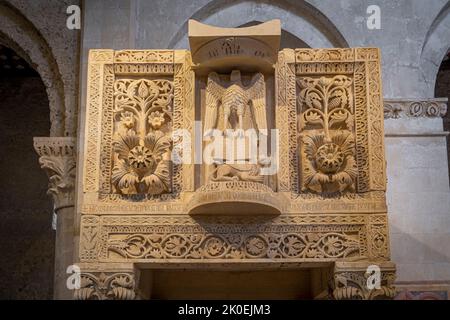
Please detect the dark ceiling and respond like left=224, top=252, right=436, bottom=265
left=0, top=45, right=38, bottom=77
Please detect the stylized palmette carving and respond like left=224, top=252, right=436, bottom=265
left=111, top=79, right=174, bottom=195
left=74, top=272, right=137, bottom=300
left=297, top=75, right=357, bottom=193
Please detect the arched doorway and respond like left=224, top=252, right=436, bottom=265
left=434, top=49, right=450, bottom=185
left=0, top=44, right=54, bottom=299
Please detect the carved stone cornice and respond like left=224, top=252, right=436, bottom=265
left=33, top=137, right=76, bottom=211
left=384, top=98, right=448, bottom=119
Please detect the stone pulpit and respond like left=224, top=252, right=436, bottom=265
left=74, top=20, right=396, bottom=300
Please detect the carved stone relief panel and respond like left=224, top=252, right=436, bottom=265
left=293, top=48, right=386, bottom=195
left=203, top=70, right=269, bottom=185
left=111, top=78, right=173, bottom=195
left=297, top=75, right=357, bottom=193
left=81, top=50, right=194, bottom=214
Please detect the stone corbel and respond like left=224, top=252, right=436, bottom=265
left=74, top=264, right=140, bottom=300
left=33, top=137, right=76, bottom=211
left=384, top=98, right=448, bottom=119
left=330, top=261, right=396, bottom=300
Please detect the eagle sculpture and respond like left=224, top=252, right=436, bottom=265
left=204, top=70, right=267, bottom=134
left=204, top=70, right=269, bottom=183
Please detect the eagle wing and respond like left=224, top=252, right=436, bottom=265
left=204, top=72, right=224, bottom=133
left=247, top=73, right=267, bottom=132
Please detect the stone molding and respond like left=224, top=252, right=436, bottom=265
left=384, top=98, right=448, bottom=119
left=33, top=137, right=76, bottom=211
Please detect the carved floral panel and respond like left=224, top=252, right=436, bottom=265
left=111, top=79, right=174, bottom=195
left=297, top=75, right=357, bottom=194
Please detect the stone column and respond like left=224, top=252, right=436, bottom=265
left=34, top=137, right=76, bottom=299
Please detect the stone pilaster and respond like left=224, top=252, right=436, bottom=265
left=330, top=261, right=396, bottom=300
left=74, top=263, right=140, bottom=300
left=34, top=137, right=76, bottom=299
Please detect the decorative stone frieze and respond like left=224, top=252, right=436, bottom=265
left=384, top=98, right=447, bottom=119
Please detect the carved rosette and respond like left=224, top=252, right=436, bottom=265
left=74, top=271, right=138, bottom=300
left=330, top=262, right=396, bottom=300
left=33, top=137, right=76, bottom=210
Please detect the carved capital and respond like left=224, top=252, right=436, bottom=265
left=384, top=98, right=448, bottom=119
left=74, top=264, right=139, bottom=300
left=33, top=137, right=76, bottom=211
left=330, top=261, right=396, bottom=300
